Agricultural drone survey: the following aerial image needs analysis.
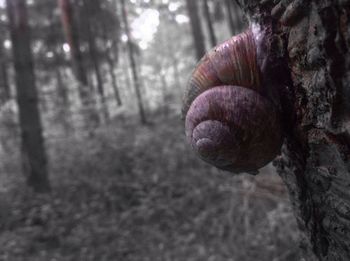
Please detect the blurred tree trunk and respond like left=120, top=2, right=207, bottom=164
left=58, top=0, right=88, bottom=90
left=238, top=0, right=350, bottom=260
left=6, top=0, right=50, bottom=193
left=58, top=0, right=99, bottom=126
left=185, top=0, right=206, bottom=60
left=225, top=0, right=235, bottom=35
left=102, top=3, right=122, bottom=107
left=48, top=10, right=71, bottom=134
left=160, top=72, right=169, bottom=116
left=121, top=0, right=147, bottom=124
left=0, top=42, right=10, bottom=102
left=106, top=52, right=122, bottom=107
left=55, top=65, right=72, bottom=134
left=121, top=48, right=132, bottom=95
left=83, top=0, right=109, bottom=122
left=202, top=0, right=217, bottom=47
left=225, top=0, right=244, bottom=35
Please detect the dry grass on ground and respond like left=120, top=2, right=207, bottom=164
left=0, top=114, right=301, bottom=261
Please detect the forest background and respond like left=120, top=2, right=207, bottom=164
left=0, top=0, right=301, bottom=260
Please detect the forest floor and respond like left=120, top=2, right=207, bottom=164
left=0, top=113, right=301, bottom=261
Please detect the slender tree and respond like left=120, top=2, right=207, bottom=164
left=202, top=0, right=217, bottom=47
left=225, top=0, right=245, bottom=35
left=185, top=0, right=206, bottom=60
left=225, top=0, right=236, bottom=35
left=121, top=0, right=146, bottom=124
left=47, top=7, right=72, bottom=134
left=102, top=0, right=122, bottom=107
left=6, top=0, right=50, bottom=193
left=83, top=0, right=109, bottom=122
left=0, top=39, right=10, bottom=102
left=58, top=0, right=88, bottom=89
left=58, top=0, right=99, bottom=126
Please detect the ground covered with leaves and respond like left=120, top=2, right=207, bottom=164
left=0, top=114, right=301, bottom=261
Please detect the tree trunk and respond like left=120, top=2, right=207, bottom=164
left=58, top=0, right=88, bottom=91
left=83, top=0, right=109, bottom=122
left=225, top=0, right=245, bottom=35
left=225, top=0, right=236, bottom=35
left=48, top=8, right=71, bottom=134
left=55, top=66, right=72, bottom=134
left=238, top=0, right=350, bottom=259
left=185, top=0, right=206, bottom=61
left=202, top=0, right=217, bottom=47
left=6, top=0, right=50, bottom=193
left=58, top=0, right=99, bottom=127
left=0, top=41, right=10, bottom=102
left=106, top=53, right=122, bottom=107
left=101, top=6, right=122, bottom=107
left=121, top=0, right=147, bottom=124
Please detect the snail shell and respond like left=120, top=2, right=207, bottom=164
left=183, top=29, right=283, bottom=174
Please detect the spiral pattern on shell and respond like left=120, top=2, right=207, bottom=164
left=183, top=29, right=283, bottom=174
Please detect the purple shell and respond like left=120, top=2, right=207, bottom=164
left=185, top=86, right=282, bottom=173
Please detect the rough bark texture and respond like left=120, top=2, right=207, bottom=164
left=6, top=0, right=50, bottom=193
left=236, top=0, right=350, bottom=260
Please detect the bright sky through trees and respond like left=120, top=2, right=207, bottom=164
left=131, top=9, right=160, bottom=50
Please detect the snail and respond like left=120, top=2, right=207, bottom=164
left=182, top=27, right=283, bottom=174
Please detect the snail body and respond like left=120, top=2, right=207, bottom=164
left=183, top=28, right=283, bottom=174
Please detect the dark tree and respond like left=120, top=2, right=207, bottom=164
left=202, top=0, right=217, bottom=47
left=58, top=0, right=88, bottom=88
left=6, top=0, right=50, bottom=193
left=237, top=0, right=350, bottom=260
left=121, top=0, right=146, bottom=124
left=225, top=0, right=244, bottom=35
left=58, top=0, right=99, bottom=126
left=103, top=0, right=122, bottom=107
left=82, top=0, right=109, bottom=122
left=0, top=39, right=10, bottom=102
left=185, top=0, right=206, bottom=60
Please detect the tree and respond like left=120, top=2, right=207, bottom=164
left=82, top=0, right=109, bottom=122
left=202, top=0, right=217, bottom=47
left=58, top=0, right=99, bottom=126
left=185, top=0, right=206, bottom=60
left=121, top=0, right=147, bottom=124
left=0, top=38, right=10, bottom=102
left=237, top=0, right=350, bottom=259
left=0, top=17, right=10, bottom=102
left=6, top=0, right=50, bottom=193
left=101, top=1, right=122, bottom=107
left=225, top=0, right=245, bottom=35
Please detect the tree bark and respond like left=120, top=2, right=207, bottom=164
left=101, top=5, right=122, bottom=107
left=185, top=0, right=206, bottom=61
left=6, top=0, right=50, bottom=193
left=83, top=0, right=109, bottom=122
left=58, top=0, right=88, bottom=90
left=58, top=0, right=99, bottom=127
left=121, top=0, right=147, bottom=124
left=0, top=41, right=10, bottom=102
left=55, top=66, right=72, bottom=134
left=225, top=0, right=237, bottom=35
left=106, top=53, right=122, bottom=107
left=237, top=0, right=350, bottom=260
left=202, top=0, right=217, bottom=47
